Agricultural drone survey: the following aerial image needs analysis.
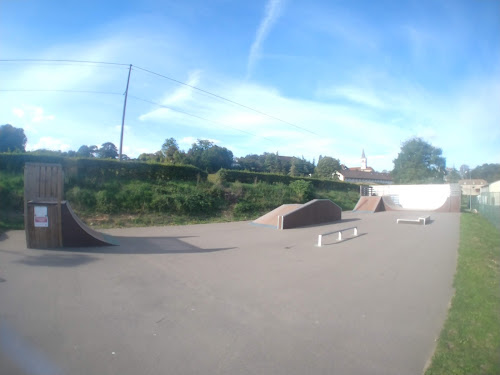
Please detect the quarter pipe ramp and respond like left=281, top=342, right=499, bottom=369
left=61, top=201, right=118, bottom=247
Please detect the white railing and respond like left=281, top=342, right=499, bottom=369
left=316, top=227, right=358, bottom=247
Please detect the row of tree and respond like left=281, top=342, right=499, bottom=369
left=1, top=124, right=499, bottom=183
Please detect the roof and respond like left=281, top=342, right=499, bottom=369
left=349, top=166, right=374, bottom=172
left=338, top=169, right=392, bottom=181
left=458, top=179, right=488, bottom=186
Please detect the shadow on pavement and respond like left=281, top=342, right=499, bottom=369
left=95, top=236, right=237, bottom=254
left=14, top=236, right=237, bottom=267
left=0, top=232, right=8, bottom=242
left=17, top=253, right=99, bottom=267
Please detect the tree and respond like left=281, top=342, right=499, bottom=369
left=459, top=164, right=469, bottom=179
left=186, top=139, right=233, bottom=173
left=97, top=142, right=118, bottom=159
left=161, top=137, right=181, bottom=163
left=446, top=168, right=461, bottom=183
left=289, top=157, right=314, bottom=177
left=0, top=124, right=27, bottom=152
left=315, top=156, right=341, bottom=179
left=471, top=163, right=500, bottom=183
left=392, top=137, right=446, bottom=184
left=77, top=145, right=98, bottom=158
left=263, top=153, right=282, bottom=174
left=237, top=154, right=265, bottom=172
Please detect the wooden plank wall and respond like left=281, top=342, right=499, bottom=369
left=24, top=163, right=64, bottom=248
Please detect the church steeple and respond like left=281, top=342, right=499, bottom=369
left=361, top=149, right=367, bottom=170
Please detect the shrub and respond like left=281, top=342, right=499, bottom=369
left=289, top=180, right=314, bottom=203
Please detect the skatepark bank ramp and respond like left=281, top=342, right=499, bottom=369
left=353, top=196, right=384, bottom=213
left=253, top=199, right=342, bottom=229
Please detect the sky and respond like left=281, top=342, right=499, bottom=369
left=1, top=0, right=499, bottom=172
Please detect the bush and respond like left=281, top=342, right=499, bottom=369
left=0, top=171, right=24, bottom=211
left=0, top=153, right=207, bottom=187
left=65, top=186, right=97, bottom=210
left=289, top=180, right=314, bottom=202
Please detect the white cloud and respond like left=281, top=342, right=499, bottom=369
left=247, top=0, right=285, bottom=77
left=31, top=107, right=55, bottom=123
left=12, top=108, right=24, bottom=118
left=161, top=70, right=201, bottom=106
left=9, top=106, right=55, bottom=125
left=318, top=86, right=386, bottom=109
left=27, top=136, right=70, bottom=152
left=138, top=70, right=202, bottom=121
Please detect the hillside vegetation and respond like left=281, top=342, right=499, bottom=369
left=0, top=155, right=359, bottom=231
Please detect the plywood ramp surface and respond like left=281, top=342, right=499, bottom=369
left=353, top=196, right=384, bottom=212
left=253, top=204, right=303, bottom=227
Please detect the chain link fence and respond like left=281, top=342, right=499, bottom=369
left=471, top=192, right=500, bottom=230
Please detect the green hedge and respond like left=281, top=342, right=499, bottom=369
left=0, top=153, right=207, bottom=186
left=215, top=169, right=358, bottom=191
left=0, top=153, right=65, bottom=172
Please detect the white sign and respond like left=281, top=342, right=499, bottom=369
left=34, top=206, right=49, bottom=227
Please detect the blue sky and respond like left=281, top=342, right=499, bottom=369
left=1, top=0, right=499, bottom=172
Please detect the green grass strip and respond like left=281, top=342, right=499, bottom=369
left=425, top=213, right=500, bottom=375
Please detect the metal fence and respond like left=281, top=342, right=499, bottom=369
left=472, top=192, right=500, bottom=230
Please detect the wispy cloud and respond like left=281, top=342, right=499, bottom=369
left=247, top=0, right=285, bottom=78
left=317, top=86, right=386, bottom=109
left=138, top=70, right=202, bottom=121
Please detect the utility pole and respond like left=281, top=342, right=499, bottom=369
left=119, top=64, right=132, bottom=161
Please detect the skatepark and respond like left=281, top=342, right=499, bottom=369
left=1, top=209, right=460, bottom=375
left=0, top=163, right=462, bottom=374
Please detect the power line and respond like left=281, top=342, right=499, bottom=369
left=0, top=89, right=123, bottom=95
left=0, top=59, right=321, bottom=137
left=128, top=95, right=273, bottom=143
left=133, top=65, right=321, bottom=137
left=0, top=58, right=129, bottom=67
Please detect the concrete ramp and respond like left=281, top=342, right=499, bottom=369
left=353, top=196, right=384, bottom=213
left=61, top=202, right=118, bottom=247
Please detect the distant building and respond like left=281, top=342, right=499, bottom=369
left=335, top=150, right=392, bottom=184
left=459, top=179, right=488, bottom=196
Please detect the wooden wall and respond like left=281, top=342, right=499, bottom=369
left=24, top=163, right=64, bottom=248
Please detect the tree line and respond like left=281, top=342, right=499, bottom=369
left=1, top=123, right=499, bottom=183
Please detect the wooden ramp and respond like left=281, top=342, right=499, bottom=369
left=252, top=204, right=303, bottom=227
left=353, top=196, right=384, bottom=213
left=61, top=201, right=118, bottom=247
left=24, top=162, right=117, bottom=248
left=253, top=199, right=342, bottom=229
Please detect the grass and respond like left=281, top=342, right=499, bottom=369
left=425, top=212, right=500, bottom=375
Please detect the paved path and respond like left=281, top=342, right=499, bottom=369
left=0, top=211, right=460, bottom=375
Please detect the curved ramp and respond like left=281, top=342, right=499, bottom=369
left=61, top=202, right=118, bottom=247
left=381, top=196, right=458, bottom=212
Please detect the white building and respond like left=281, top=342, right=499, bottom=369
left=335, top=150, right=392, bottom=185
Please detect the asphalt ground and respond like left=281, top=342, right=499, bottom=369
left=0, top=211, right=460, bottom=375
